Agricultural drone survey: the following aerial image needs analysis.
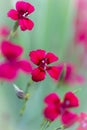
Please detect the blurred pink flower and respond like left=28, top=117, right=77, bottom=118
left=29, top=49, right=63, bottom=82
left=59, top=63, right=84, bottom=85
left=0, top=25, right=10, bottom=37
left=7, top=1, right=35, bottom=31
left=44, top=91, right=79, bottom=126
left=75, top=0, right=87, bottom=47
left=77, top=112, right=87, bottom=130
left=0, top=40, right=32, bottom=80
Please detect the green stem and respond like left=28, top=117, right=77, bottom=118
left=7, top=21, right=18, bottom=40
left=41, top=119, right=51, bottom=130
left=19, top=79, right=33, bottom=116
left=55, top=125, right=67, bottom=130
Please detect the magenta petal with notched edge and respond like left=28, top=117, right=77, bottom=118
left=45, top=52, right=58, bottom=64
left=1, top=40, right=23, bottom=60
left=47, top=66, right=63, bottom=80
left=17, top=59, right=32, bottom=73
left=63, top=91, right=79, bottom=108
left=44, top=93, right=60, bottom=105
left=16, top=1, right=35, bottom=14
left=29, top=49, right=46, bottom=65
left=44, top=105, right=59, bottom=121
left=7, top=9, right=18, bottom=20
left=19, top=18, right=34, bottom=31
left=0, top=63, right=18, bottom=80
left=32, top=68, right=46, bottom=82
left=62, top=110, right=78, bottom=126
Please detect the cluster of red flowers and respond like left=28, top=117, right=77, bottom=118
left=0, top=0, right=86, bottom=130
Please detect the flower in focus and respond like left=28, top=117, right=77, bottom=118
left=59, top=63, right=84, bottom=85
left=29, top=49, right=63, bottom=82
left=0, top=40, right=32, bottom=80
left=0, top=25, right=10, bottom=38
left=7, top=1, right=35, bottom=31
left=44, top=92, right=79, bottom=126
left=77, top=112, right=87, bottom=130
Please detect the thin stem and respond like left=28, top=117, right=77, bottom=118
left=41, top=119, right=51, bottom=130
left=7, top=21, right=18, bottom=40
left=19, top=79, right=33, bottom=116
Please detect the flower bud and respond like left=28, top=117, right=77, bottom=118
left=13, top=84, right=25, bottom=99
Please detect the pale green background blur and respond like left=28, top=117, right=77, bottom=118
left=0, top=0, right=87, bottom=130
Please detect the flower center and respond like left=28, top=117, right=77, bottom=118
left=39, top=59, right=47, bottom=71
left=18, top=10, right=29, bottom=19
left=59, top=100, right=70, bottom=114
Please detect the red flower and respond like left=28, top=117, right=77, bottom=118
left=59, top=63, right=84, bottom=85
left=77, top=112, right=87, bottom=130
left=29, top=49, right=63, bottom=82
left=7, top=1, right=35, bottom=31
left=0, top=40, right=32, bottom=80
left=44, top=92, right=79, bottom=126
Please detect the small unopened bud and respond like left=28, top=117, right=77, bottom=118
left=13, top=84, right=25, bottom=99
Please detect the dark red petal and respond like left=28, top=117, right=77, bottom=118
left=32, top=68, right=46, bottom=82
left=47, top=66, right=63, bottom=80
left=19, top=18, right=34, bottom=31
left=1, top=40, right=23, bottom=60
left=43, top=105, right=59, bottom=121
left=63, top=91, right=79, bottom=108
left=7, top=9, right=18, bottom=20
left=44, top=93, right=60, bottom=105
left=62, top=110, right=78, bottom=126
left=17, top=59, right=32, bottom=73
left=29, top=49, right=46, bottom=65
left=45, top=52, right=58, bottom=64
left=0, top=62, right=18, bottom=80
left=16, top=1, right=35, bottom=14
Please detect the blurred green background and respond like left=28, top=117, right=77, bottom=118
left=0, top=0, right=87, bottom=130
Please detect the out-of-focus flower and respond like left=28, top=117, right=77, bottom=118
left=43, top=92, right=79, bottom=126
left=7, top=1, right=35, bottom=31
left=59, top=63, right=84, bottom=85
left=75, top=0, right=87, bottom=48
left=0, top=40, right=32, bottom=80
left=0, top=25, right=10, bottom=37
left=29, top=49, right=63, bottom=82
left=77, top=112, right=87, bottom=130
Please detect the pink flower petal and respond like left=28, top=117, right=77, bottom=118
left=0, top=62, right=18, bottom=80
left=17, top=59, right=32, bottom=73
left=1, top=40, right=23, bottom=60
left=19, top=18, right=34, bottom=31
left=45, top=52, right=58, bottom=64
left=44, top=93, right=60, bottom=105
left=62, top=110, right=78, bottom=126
left=43, top=105, right=59, bottom=121
left=32, top=68, right=46, bottom=82
left=75, top=75, right=85, bottom=84
left=29, top=49, right=46, bottom=65
left=47, top=66, right=63, bottom=80
left=64, top=64, right=74, bottom=81
left=7, top=9, right=18, bottom=20
left=63, top=91, right=79, bottom=108
left=16, top=1, right=35, bottom=14
left=77, top=126, right=86, bottom=130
